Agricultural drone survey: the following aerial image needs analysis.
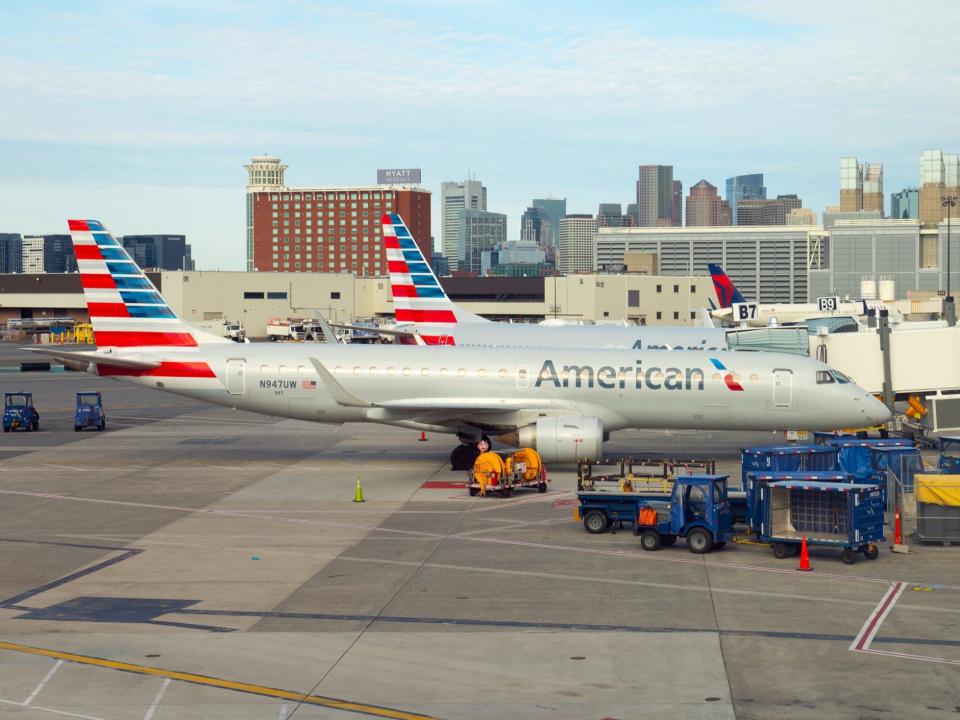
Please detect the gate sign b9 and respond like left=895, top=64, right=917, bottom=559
left=817, top=296, right=840, bottom=313
left=732, top=302, right=757, bottom=322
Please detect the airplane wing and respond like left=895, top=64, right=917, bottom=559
left=308, top=313, right=343, bottom=345
left=26, top=347, right=162, bottom=370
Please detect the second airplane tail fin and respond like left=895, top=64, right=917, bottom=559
left=707, top=263, right=747, bottom=309
left=382, top=213, right=486, bottom=325
left=68, top=219, right=230, bottom=349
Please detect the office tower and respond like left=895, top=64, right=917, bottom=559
left=725, top=174, right=766, bottom=225
left=531, top=198, right=566, bottom=246
left=920, top=150, right=960, bottom=227
left=42, top=235, right=77, bottom=272
left=685, top=180, right=725, bottom=227
left=520, top=205, right=552, bottom=245
left=786, top=208, right=817, bottom=225
left=246, top=155, right=431, bottom=275
left=863, top=164, right=884, bottom=214
left=636, top=165, right=674, bottom=227
left=736, top=196, right=803, bottom=226
left=21, top=236, right=44, bottom=273
left=625, top=203, right=640, bottom=227
left=121, top=235, right=191, bottom=270
left=457, top=209, right=506, bottom=275
left=891, top=188, right=919, bottom=220
left=597, top=203, right=623, bottom=228
left=442, top=180, right=487, bottom=271
left=840, top=157, right=864, bottom=211
left=0, top=233, right=22, bottom=273
left=558, top=215, right=595, bottom=274
left=672, top=180, right=683, bottom=227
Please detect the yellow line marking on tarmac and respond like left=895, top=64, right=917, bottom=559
left=0, top=641, right=437, bottom=720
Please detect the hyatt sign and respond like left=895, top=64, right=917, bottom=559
left=377, top=168, right=422, bottom=184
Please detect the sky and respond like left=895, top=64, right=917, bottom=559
left=2, top=0, right=959, bottom=270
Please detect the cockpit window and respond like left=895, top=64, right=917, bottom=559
left=816, top=370, right=834, bottom=384
left=830, top=371, right=851, bottom=384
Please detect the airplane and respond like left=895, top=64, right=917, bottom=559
left=31, top=219, right=890, bottom=470
left=332, top=213, right=732, bottom=351
left=708, top=263, right=905, bottom=327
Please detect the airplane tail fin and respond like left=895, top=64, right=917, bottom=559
left=68, top=219, right=229, bottom=349
left=707, top=263, right=747, bottom=309
left=382, top=213, right=486, bottom=325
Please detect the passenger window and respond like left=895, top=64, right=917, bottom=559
left=816, top=370, right=834, bottom=384
left=353, top=367, right=362, bottom=375
left=334, top=366, right=343, bottom=374
left=498, top=369, right=507, bottom=378
left=457, top=368, right=466, bottom=377
left=421, top=368, right=429, bottom=376
left=387, top=367, right=397, bottom=375
left=477, top=369, right=487, bottom=377
left=439, top=368, right=448, bottom=377
left=402, top=367, right=411, bottom=376
left=369, top=367, right=378, bottom=375
left=713, top=373, right=722, bottom=383
left=750, top=373, right=759, bottom=382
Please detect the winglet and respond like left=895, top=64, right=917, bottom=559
left=309, top=358, right=372, bottom=407
left=309, top=313, right=342, bottom=344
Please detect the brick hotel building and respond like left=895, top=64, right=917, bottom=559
left=245, top=156, right=430, bottom=274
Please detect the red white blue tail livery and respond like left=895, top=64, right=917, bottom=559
left=383, top=213, right=485, bottom=328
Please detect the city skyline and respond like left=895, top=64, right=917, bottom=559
left=2, top=1, right=959, bottom=269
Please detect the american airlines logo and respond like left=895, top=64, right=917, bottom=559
left=534, top=357, right=743, bottom=392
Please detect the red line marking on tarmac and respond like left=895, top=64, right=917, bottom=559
left=420, top=481, right=466, bottom=489
left=850, top=581, right=906, bottom=651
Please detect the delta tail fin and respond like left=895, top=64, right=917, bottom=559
left=68, top=219, right=229, bottom=349
left=707, top=263, right=747, bottom=309
left=381, top=213, right=487, bottom=325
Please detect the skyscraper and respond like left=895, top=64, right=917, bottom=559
left=121, top=235, right=193, bottom=270
left=685, top=180, right=725, bottom=227
left=457, top=209, right=506, bottom=275
left=21, top=236, right=44, bottom=273
left=840, top=158, right=884, bottom=214
left=42, top=235, right=77, bottom=272
left=863, top=164, right=884, bottom=214
left=636, top=165, right=674, bottom=227
left=890, top=188, right=919, bottom=220
left=736, top=196, right=803, bottom=226
left=0, top=233, right=22, bottom=273
left=725, top=174, right=765, bottom=225
left=532, top=198, right=566, bottom=247
left=671, top=180, right=683, bottom=227
left=597, top=203, right=623, bottom=228
left=520, top=205, right=552, bottom=245
left=442, top=179, right=487, bottom=271
left=920, top=150, right=960, bottom=227
left=558, top=215, right=595, bottom=274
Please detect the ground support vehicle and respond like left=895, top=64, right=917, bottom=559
left=3, top=392, right=39, bottom=432
left=756, top=479, right=885, bottom=564
left=74, top=391, right=105, bottom=431
left=266, top=318, right=306, bottom=341
left=468, top=448, right=548, bottom=497
left=576, top=458, right=734, bottom=529
left=633, top=474, right=734, bottom=554
left=937, top=436, right=960, bottom=474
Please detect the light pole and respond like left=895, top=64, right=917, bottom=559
left=944, top=195, right=958, bottom=326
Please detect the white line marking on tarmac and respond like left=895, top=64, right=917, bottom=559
left=0, top=696, right=107, bottom=720
left=0, top=488, right=940, bottom=593
left=143, top=678, right=170, bottom=720
left=850, top=582, right=906, bottom=652
left=42, top=464, right=84, bottom=472
left=856, top=647, right=960, bottom=666
left=22, top=659, right=62, bottom=705
left=278, top=701, right=290, bottom=719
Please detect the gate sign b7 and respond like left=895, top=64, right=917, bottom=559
left=817, top=296, right=840, bottom=313
left=732, top=302, right=757, bottom=322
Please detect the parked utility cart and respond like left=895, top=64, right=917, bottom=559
left=756, top=478, right=885, bottom=564
left=468, top=448, right=548, bottom=497
left=634, top=474, right=734, bottom=554
left=74, top=391, right=105, bottom=431
left=2, top=392, right=39, bottom=432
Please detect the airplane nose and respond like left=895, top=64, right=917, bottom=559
left=861, top=393, right=892, bottom=426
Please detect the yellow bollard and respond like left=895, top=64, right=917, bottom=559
left=353, top=478, right=365, bottom=503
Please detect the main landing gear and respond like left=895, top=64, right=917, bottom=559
left=449, top=435, right=492, bottom=470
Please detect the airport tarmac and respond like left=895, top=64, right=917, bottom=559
left=1, top=362, right=959, bottom=719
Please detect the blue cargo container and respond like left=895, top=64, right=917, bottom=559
left=826, top=437, right=915, bottom=478
left=758, top=479, right=885, bottom=564
left=744, top=470, right=850, bottom=532
left=741, top=445, right=840, bottom=491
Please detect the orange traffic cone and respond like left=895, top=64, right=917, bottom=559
left=418, top=431, right=427, bottom=442
left=797, top=536, right=812, bottom=572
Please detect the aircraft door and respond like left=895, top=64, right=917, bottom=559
left=226, top=358, right=246, bottom=395
left=772, top=369, right=793, bottom=408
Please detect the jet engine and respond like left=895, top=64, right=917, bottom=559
left=499, top=416, right=604, bottom=462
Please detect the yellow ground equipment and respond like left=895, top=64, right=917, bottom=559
left=74, top=323, right=94, bottom=344
left=468, top=448, right=548, bottom=497
left=905, top=395, right=927, bottom=420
